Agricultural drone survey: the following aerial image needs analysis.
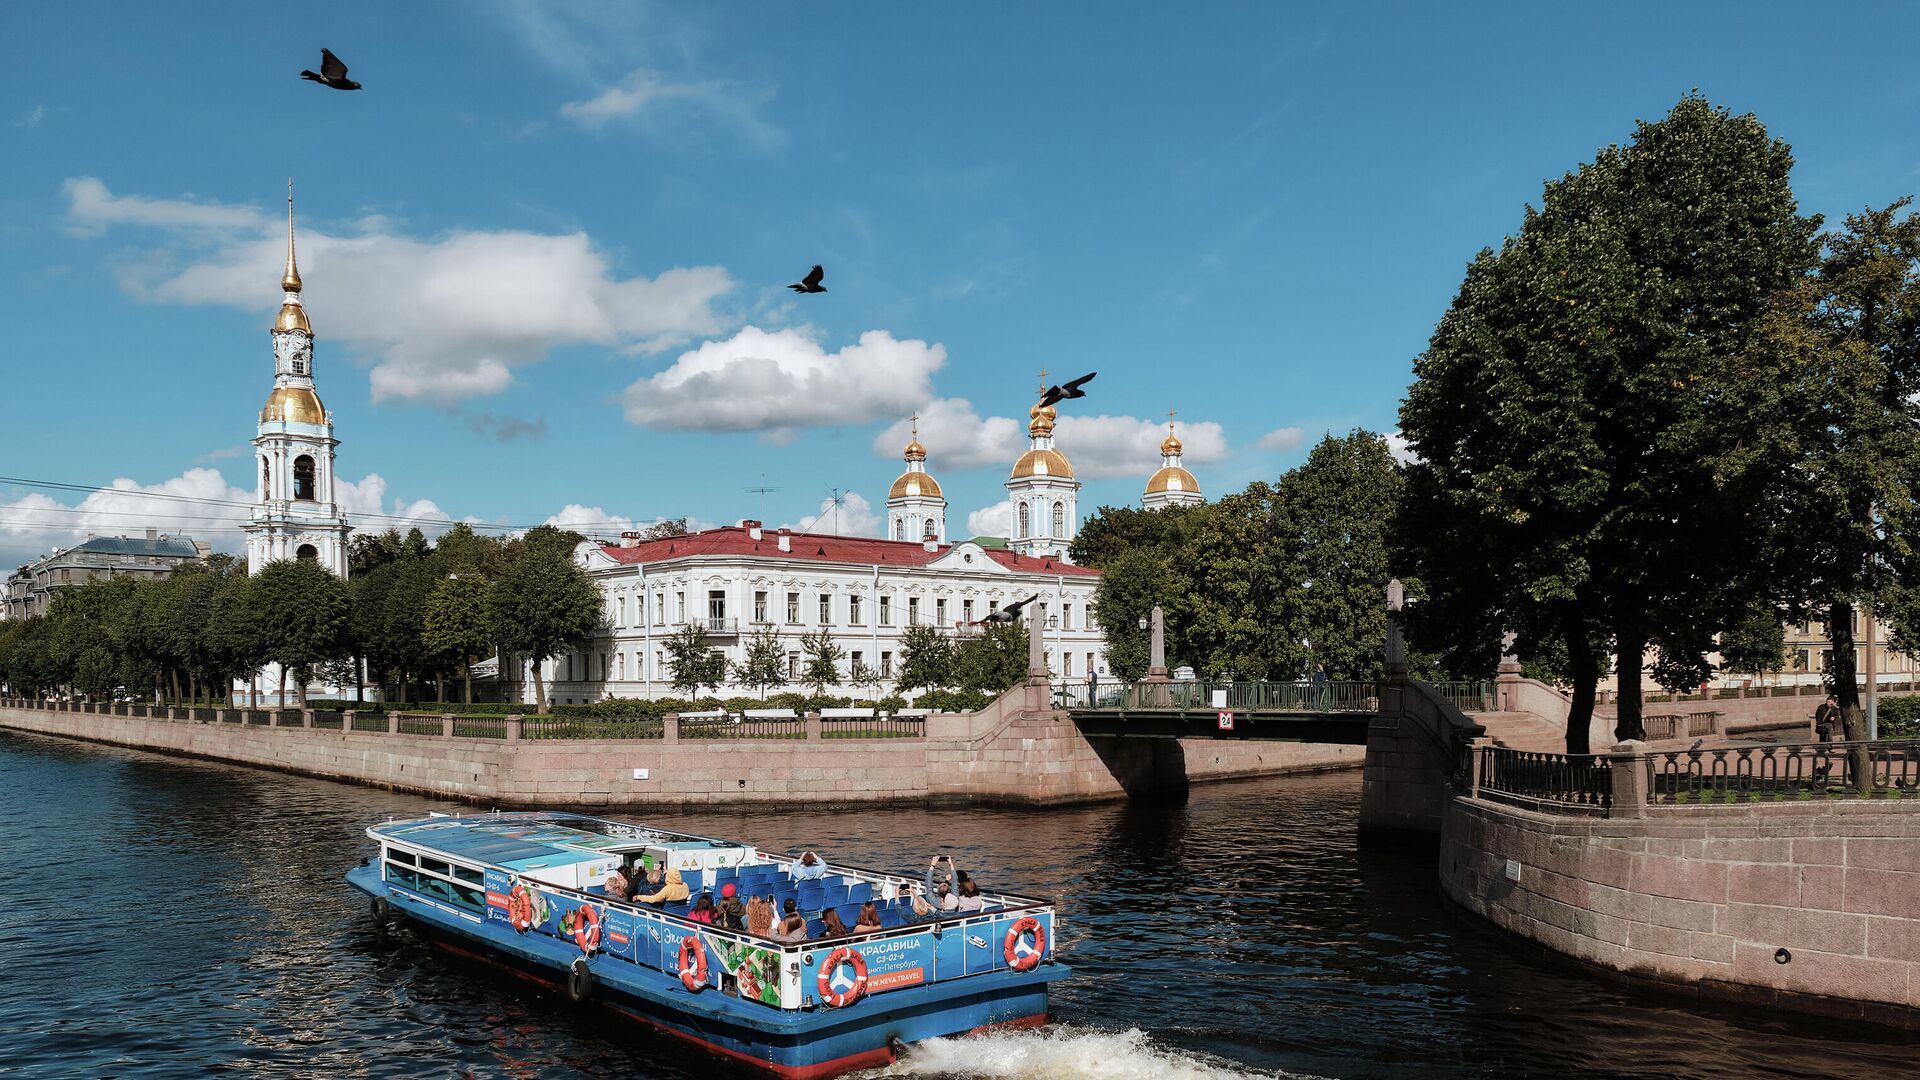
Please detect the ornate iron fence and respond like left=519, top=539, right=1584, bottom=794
left=1479, top=746, right=1613, bottom=810
left=393, top=713, right=444, bottom=736
left=521, top=716, right=664, bottom=741
left=820, top=714, right=925, bottom=739
left=451, top=716, right=510, bottom=739
left=679, top=713, right=804, bottom=739
left=310, top=712, right=344, bottom=730
left=350, top=712, right=389, bottom=733
left=1648, top=739, right=1919, bottom=803
left=1060, top=680, right=1380, bottom=713
left=1428, top=681, right=1496, bottom=714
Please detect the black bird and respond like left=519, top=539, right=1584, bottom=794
left=788, top=264, right=827, bottom=293
left=978, top=594, right=1040, bottom=626
left=1038, top=371, right=1096, bottom=409
left=301, top=48, right=362, bottom=91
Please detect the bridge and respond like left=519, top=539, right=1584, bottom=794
left=1055, top=679, right=1494, bottom=744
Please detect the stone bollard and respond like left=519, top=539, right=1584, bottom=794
left=804, top=710, right=823, bottom=741
left=504, top=715, right=523, bottom=742
left=1467, top=736, right=1493, bottom=798
left=661, top=713, right=680, bottom=744
left=442, top=714, right=455, bottom=738
left=302, top=709, right=314, bottom=728
left=1609, top=740, right=1649, bottom=818
left=387, top=713, right=401, bottom=735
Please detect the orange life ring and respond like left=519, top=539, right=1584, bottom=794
left=816, top=947, right=868, bottom=1008
left=1003, top=916, right=1045, bottom=971
left=678, top=934, right=708, bottom=992
left=507, top=885, right=535, bottom=932
left=573, top=905, right=601, bottom=953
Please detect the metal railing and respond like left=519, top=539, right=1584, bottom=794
left=1058, top=679, right=1381, bottom=714
left=452, top=716, right=510, bottom=739
left=679, top=713, right=805, bottom=739
left=393, top=713, right=444, bottom=736
left=821, top=713, right=925, bottom=739
left=350, top=712, right=389, bottom=733
left=1427, top=680, right=1496, bottom=714
left=1648, top=740, right=1919, bottom=803
left=521, top=716, right=664, bottom=741
left=310, top=712, right=344, bottom=730
left=1479, top=746, right=1613, bottom=810
left=675, top=618, right=740, bottom=635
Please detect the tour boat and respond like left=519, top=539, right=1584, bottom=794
left=344, top=811, right=1065, bottom=1078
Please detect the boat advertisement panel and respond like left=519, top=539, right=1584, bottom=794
left=804, top=932, right=936, bottom=996
left=603, top=907, right=637, bottom=961
left=713, top=937, right=785, bottom=1006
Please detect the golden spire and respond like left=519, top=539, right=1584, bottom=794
left=281, top=178, right=302, bottom=293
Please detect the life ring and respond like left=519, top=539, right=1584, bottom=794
left=1003, top=916, right=1045, bottom=971
left=573, top=905, right=601, bottom=954
left=507, top=885, right=535, bottom=932
left=816, top=947, right=868, bottom=1008
left=678, top=935, right=708, bottom=992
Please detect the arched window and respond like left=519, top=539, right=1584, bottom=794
left=293, top=455, right=316, bottom=501
left=295, top=543, right=318, bottom=561
left=1017, top=503, right=1030, bottom=538
left=1051, top=501, right=1064, bottom=536
left=923, top=517, right=937, bottom=541
left=261, top=459, right=271, bottom=498
left=894, top=518, right=905, bottom=541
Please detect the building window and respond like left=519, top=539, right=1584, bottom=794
left=850, top=650, right=863, bottom=672
left=618, top=595, right=628, bottom=627
left=894, top=519, right=905, bottom=541
left=655, top=593, right=665, bottom=625
left=675, top=591, right=685, bottom=623
left=599, top=653, right=608, bottom=680
left=879, top=595, right=892, bottom=626
left=850, top=595, right=864, bottom=625
left=963, top=599, right=974, bottom=624
left=1060, top=603, right=1072, bottom=630
left=615, top=653, right=625, bottom=680
left=819, top=594, right=832, bottom=624
left=1052, top=501, right=1064, bottom=536
left=754, top=591, right=768, bottom=623
left=655, top=650, right=664, bottom=678
left=787, top=592, right=801, bottom=623
left=881, top=651, right=893, bottom=677
left=935, top=598, right=947, bottom=627
left=787, top=652, right=800, bottom=679
left=1063, top=652, right=1073, bottom=677
left=293, top=455, right=317, bottom=501
left=708, top=590, right=726, bottom=627
left=907, top=596, right=920, bottom=625
left=295, top=544, right=318, bottom=561
left=1018, top=503, right=1030, bottom=538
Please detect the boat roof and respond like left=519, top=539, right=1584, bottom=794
left=371, top=812, right=734, bottom=869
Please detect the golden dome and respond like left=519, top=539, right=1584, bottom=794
left=261, top=386, right=326, bottom=425
left=889, top=470, right=942, bottom=499
left=1011, top=448, right=1074, bottom=480
left=1146, top=465, right=1198, bottom=494
left=1028, top=401, right=1056, bottom=436
left=275, top=300, right=310, bottom=334
left=903, top=437, right=927, bottom=462
left=1161, top=431, right=1183, bottom=455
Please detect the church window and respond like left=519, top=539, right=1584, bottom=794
left=292, top=356, right=306, bottom=376
left=1017, top=503, right=1030, bottom=538
left=894, top=519, right=905, bottom=541
left=295, top=544, right=318, bottom=561
left=261, top=459, right=271, bottom=498
left=923, top=518, right=937, bottom=540
left=1051, top=501, right=1064, bottom=537
left=293, top=455, right=316, bottom=501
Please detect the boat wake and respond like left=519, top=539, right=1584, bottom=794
left=856, top=1025, right=1313, bottom=1080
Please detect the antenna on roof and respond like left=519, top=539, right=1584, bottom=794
left=747, top=474, right=780, bottom=522
left=799, top=488, right=848, bottom=536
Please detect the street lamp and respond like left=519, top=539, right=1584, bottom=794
left=1138, top=616, right=1149, bottom=631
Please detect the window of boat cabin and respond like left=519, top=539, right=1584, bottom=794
left=382, top=847, right=485, bottom=914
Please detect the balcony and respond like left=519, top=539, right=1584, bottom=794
left=675, top=617, right=740, bottom=637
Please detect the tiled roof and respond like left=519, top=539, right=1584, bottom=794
left=65, top=536, right=203, bottom=559
left=596, top=526, right=1099, bottom=577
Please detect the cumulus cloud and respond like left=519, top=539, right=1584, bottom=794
left=622, top=327, right=944, bottom=442
left=965, top=500, right=1016, bottom=540
left=786, top=492, right=881, bottom=537
left=560, top=68, right=782, bottom=149
left=62, top=177, right=735, bottom=404
left=544, top=503, right=636, bottom=538
left=872, top=398, right=1023, bottom=470
left=1385, top=431, right=1420, bottom=465
left=1257, top=426, right=1304, bottom=453
left=1052, top=414, right=1229, bottom=480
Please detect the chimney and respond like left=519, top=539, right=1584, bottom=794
left=618, top=530, right=644, bottom=548
left=923, top=538, right=939, bottom=553
left=777, top=528, right=791, bottom=553
left=746, top=520, right=763, bottom=541
left=146, top=527, right=157, bottom=540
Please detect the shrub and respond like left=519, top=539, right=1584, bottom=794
left=914, top=688, right=993, bottom=713
left=1877, top=696, right=1920, bottom=740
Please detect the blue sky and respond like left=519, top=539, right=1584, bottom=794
left=6, top=2, right=1920, bottom=565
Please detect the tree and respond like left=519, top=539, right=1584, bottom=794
left=488, top=539, right=604, bottom=713
left=248, top=558, right=351, bottom=706
left=1069, top=504, right=1208, bottom=569
left=1717, top=603, right=1788, bottom=684
left=952, top=621, right=1029, bottom=694
left=1179, top=483, right=1284, bottom=679
left=423, top=574, right=497, bottom=704
left=847, top=658, right=884, bottom=701
left=1091, top=548, right=1177, bottom=681
left=732, top=626, right=786, bottom=698
left=799, top=628, right=843, bottom=695
left=895, top=623, right=953, bottom=693
left=1279, top=431, right=1404, bottom=681
left=665, top=624, right=727, bottom=697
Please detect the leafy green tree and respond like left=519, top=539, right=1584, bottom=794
left=895, top=623, right=953, bottom=692
left=423, top=574, right=497, bottom=704
left=487, top=538, right=604, bottom=713
left=1278, top=432, right=1404, bottom=681
left=1091, top=548, right=1177, bottom=681
left=1179, top=483, right=1284, bottom=679
left=665, top=624, right=728, bottom=697
left=248, top=558, right=351, bottom=706
left=952, top=621, right=1029, bottom=694
left=1069, top=504, right=1208, bottom=569
left=799, top=628, right=843, bottom=694
left=731, top=626, right=786, bottom=698
left=847, top=658, right=884, bottom=701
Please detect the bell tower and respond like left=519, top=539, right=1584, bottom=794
left=240, top=182, right=351, bottom=578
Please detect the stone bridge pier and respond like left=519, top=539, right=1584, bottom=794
left=1357, top=580, right=1487, bottom=840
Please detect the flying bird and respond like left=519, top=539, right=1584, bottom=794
left=788, top=264, right=827, bottom=293
left=978, top=594, right=1041, bottom=625
left=300, top=48, right=362, bottom=91
left=1038, top=371, right=1096, bottom=409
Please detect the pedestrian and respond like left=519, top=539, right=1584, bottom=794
left=1311, top=662, right=1329, bottom=708
left=1812, top=694, right=1840, bottom=783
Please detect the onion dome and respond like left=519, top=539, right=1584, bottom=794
left=1145, top=464, right=1198, bottom=494
left=1011, top=448, right=1073, bottom=479
left=1028, top=401, right=1056, bottom=436
left=890, top=469, right=942, bottom=499
left=262, top=386, right=326, bottom=424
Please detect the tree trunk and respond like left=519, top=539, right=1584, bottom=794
left=355, top=654, right=365, bottom=704
left=435, top=674, right=446, bottom=704
left=463, top=657, right=474, bottom=705
left=277, top=666, right=287, bottom=709
left=296, top=669, right=309, bottom=707
left=1562, top=615, right=1597, bottom=755
left=1613, top=616, right=1646, bottom=743
left=1826, top=600, right=1872, bottom=795
left=531, top=658, right=549, bottom=714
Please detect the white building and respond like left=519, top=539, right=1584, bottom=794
left=1007, top=401, right=1078, bottom=559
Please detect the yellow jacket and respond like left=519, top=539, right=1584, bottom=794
left=636, top=868, right=690, bottom=904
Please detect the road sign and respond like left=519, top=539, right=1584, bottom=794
left=1217, top=710, right=1235, bottom=730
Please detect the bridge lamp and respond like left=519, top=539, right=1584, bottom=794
left=1138, top=617, right=1148, bottom=630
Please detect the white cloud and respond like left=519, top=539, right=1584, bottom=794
left=19, top=104, right=47, bottom=128
left=1052, top=414, right=1228, bottom=480
left=872, top=398, right=1023, bottom=470
left=63, top=177, right=736, bottom=404
left=786, top=492, right=881, bottom=537
left=560, top=68, right=782, bottom=150
left=1257, top=426, right=1304, bottom=453
left=1385, top=431, right=1420, bottom=465
left=544, top=504, right=636, bottom=538
left=965, top=499, right=1015, bottom=540
left=337, top=475, right=453, bottom=534
left=622, top=327, right=944, bottom=441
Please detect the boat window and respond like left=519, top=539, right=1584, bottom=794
left=386, top=848, right=415, bottom=865
left=420, top=857, right=451, bottom=877
left=450, top=885, right=484, bottom=911
left=451, top=864, right=483, bottom=885
left=384, top=864, right=422, bottom=892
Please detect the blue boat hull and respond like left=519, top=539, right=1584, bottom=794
left=348, top=864, right=1063, bottom=1078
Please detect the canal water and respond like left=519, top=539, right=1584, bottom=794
left=2, top=730, right=1912, bottom=1079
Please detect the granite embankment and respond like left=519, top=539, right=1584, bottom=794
left=0, top=690, right=1363, bottom=807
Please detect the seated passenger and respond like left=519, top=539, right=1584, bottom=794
left=634, top=868, right=690, bottom=905
left=786, top=850, right=828, bottom=880
left=820, top=908, right=849, bottom=937
left=853, top=901, right=883, bottom=933
left=908, top=884, right=935, bottom=919
left=769, top=912, right=808, bottom=945
left=602, top=863, right=632, bottom=902
left=687, top=892, right=716, bottom=925
left=716, top=883, right=746, bottom=930
left=923, top=858, right=959, bottom=912
left=746, top=894, right=774, bottom=937
left=954, top=872, right=986, bottom=912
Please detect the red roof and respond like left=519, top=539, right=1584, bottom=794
left=596, top=526, right=1100, bottom=577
